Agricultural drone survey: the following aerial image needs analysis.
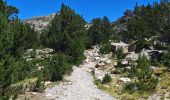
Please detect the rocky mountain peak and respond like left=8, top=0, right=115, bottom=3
left=24, top=13, right=56, bottom=32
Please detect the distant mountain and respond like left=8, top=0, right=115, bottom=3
left=24, top=13, right=92, bottom=32
left=24, top=14, right=56, bottom=32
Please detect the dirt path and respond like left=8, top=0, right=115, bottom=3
left=44, top=49, right=116, bottom=100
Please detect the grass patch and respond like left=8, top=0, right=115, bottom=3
left=160, top=72, right=170, bottom=92
left=94, top=73, right=152, bottom=100
left=11, top=77, right=37, bottom=87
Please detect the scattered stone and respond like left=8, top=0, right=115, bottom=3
left=150, top=66, right=159, bottom=71
left=106, top=60, right=112, bottom=64
left=94, top=68, right=105, bottom=82
left=121, top=60, right=128, bottom=65
left=96, top=62, right=105, bottom=68
left=111, top=42, right=128, bottom=53
left=125, top=52, right=139, bottom=61
left=110, top=69, right=121, bottom=74
left=119, top=77, right=131, bottom=83
left=46, top=94, right=52, bottom=97
left=31, top=92, right=37, bottom=95
left=45, top=81, right=52, bottom=86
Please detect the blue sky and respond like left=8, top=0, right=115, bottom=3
left=6, top=0, right=160, bottom=22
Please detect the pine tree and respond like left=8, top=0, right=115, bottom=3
left=49, top=54, right=72, bottom=81
left=102, top=16, right=111, bottom=43
left=40, top=4, right=86, bottom=64
left=136, top=55, right=158, bottom=90
left=89, top=18, right=103, bottom=44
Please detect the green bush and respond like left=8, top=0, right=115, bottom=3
left=100, top=43, right=111, bottom=54
left=162, top=47, right=170, bottom=67
left=114, top=47, right=126, bottom=60
left=32, top=74, right=44, bottom=92
left=30, top=50, right=37, bottom=58
left=45, top=54, right=72, bottom=82
left=127, top=55, right=159, bottom=91
left=115, top=61, right=123, bottom=69
left=124, top=82, right=138, bottom=93
left=137, top=76, right=159, bottom=91
left=102, top=74, right=112, bottom=84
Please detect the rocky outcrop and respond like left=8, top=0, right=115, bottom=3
left=24, top=14, right=55, bottom=32
left=24, top=14, right=92, bottom=32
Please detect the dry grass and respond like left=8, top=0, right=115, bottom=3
left=160, top=72, right=170, bottom=92
left=94, top=58, right=167, bottom=100
left=11, top=77, right=37, bottom=87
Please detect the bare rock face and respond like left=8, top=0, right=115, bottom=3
left=24, top=13, right=92, bottom=33
left=24, top=14, right=56, bottom=32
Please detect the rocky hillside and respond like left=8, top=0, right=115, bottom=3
left=24, top=14, right=55, bottom=32
left=24, top=13, right=92, bottom=32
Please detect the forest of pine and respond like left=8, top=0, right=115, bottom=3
left=0, top=0, right=170, bottom=99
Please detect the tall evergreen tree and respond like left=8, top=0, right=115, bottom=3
left=40, top=4, right=87, bottom=63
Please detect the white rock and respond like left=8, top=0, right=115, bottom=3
left=97, top=76, right=103, bottom=81
left=121, top=60, right=128, bottom=65
left=94, top=57, right=100, bottom=61
left=97, top=62, right=105, bottom=68
left=114, top=62, right=117, bottom=66
left=46, top=94, right=52, bottom=97
left=27, top=49, right=33, bottom=53
left=31, top=92, right=37, bottom=95
left=45, top=81, right=52, bottom=86
left=119, top=77, right=131, bottom=83
left=94, top=68, right=105, bottom=81
left=106, top=60, right=112, bottom=64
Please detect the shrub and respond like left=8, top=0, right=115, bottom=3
left=162, top=47, right=170, bottom=67
left=124, top=82, right=138, bottom=93
left=99, top=43, right=111, bottom=54
left=114, top=47, right=126, bottom=60
left=127, top=55, right=159, bottom=91
left=128, top=64, right=137, bottom=78
left=115, top=61, right=123, bottom=69
left=30, top=50, right=36, bottom=58
left=137, top=76, right=159, bottom=90
left=45, top=54, right=72, bottom=82
left=102, top=74, right=112, bottom=84
left=32, top=74, right=44, bottom=92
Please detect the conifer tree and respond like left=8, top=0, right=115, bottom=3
left=40, top=4, right=86, bottom=64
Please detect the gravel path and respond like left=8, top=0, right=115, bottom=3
left=44, top=49, right=116, bottom=100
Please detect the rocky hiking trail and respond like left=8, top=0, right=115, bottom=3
left=43, top=48, right=116, bottom=100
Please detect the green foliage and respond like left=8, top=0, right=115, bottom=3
left=128, top=55, right=159, bottom=91
left=68, top=37, right=85, bottom=65
left=117, top=2, right=170, bottom=43
left=162, top=47, right=170, bottom=67
left=11, top=21, right=38, bottom=57
left=33, top=74, right=44, bottom=92
left=136, top=55, right=158, bottom=90
left=115, top=61, right=124, bottom=70
left=88, top=16, right=112, bottom=45
left=102, top=74, right=112, bottom=84
left=12, top=59, right=37, bottom=83
left=128, top=64, right=137, bottom=78
left=0, top=55, right=15, bottom=96
left=99, top=43, right=111, bottom=54
left=45, top=54, right=72, bottom=82
left=40, top=4, right=86, bottom=64
left=114, top=48, right=126, bottom=60
left=0, top=0, right=38, bottom=97
left=30, top=50, right=37, bottom=58
left=0, top=0, right=19, bottom=18
left=124, top=82, right=138, bottom=93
